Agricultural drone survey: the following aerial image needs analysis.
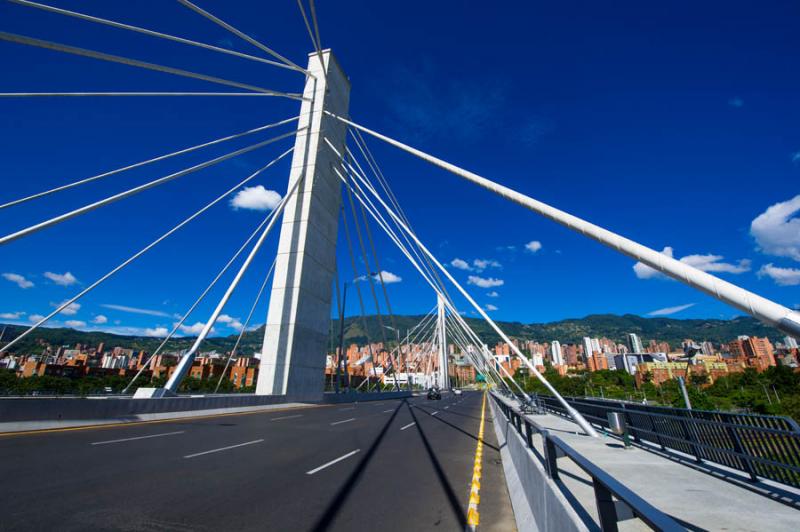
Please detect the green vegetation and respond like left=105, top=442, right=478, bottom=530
left=512, top=365, right=800, bottom=423
left=0, top=369, right=252, bottom=396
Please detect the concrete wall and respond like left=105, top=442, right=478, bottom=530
left=489, top=396, right=588, bottom=532
left=0, top=391, right=411, bottom=423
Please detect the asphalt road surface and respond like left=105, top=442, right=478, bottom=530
left=0, top=391, right=517, bottom=531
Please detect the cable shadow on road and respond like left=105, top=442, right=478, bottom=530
left=309, top=400, right=404, bottom=532
left=407, top=403, right=467, bottom=528
left=412, top=405, right=500, bottom=452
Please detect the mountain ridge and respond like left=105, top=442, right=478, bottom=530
left=0, top=313, right=783, bottom=356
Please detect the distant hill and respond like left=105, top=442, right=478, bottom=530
left=0, top=313, right=783, bottom=356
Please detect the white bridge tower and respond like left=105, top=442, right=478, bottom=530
left=256, top=50, right=350, bottom=399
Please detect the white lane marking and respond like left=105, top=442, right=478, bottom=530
left=431, top=411, right=440, bottom=416
left=444, top=406, right=449, bottom=409
left=400, top=422, right=416, bottom=431
left=91, top=431, right=185, bottom=446
left=183, top=439, right=263, bottom=459
left=271, top=414, right=303, bottom=421
left=338, top=407, right=355, bottom=411
left=330, top=418, right=356, bottom=426
left=382, top=409, right=394, bottom=413
left=373, top=403, right=384, bottom=406
left=306, top=449, right=361, bottom=475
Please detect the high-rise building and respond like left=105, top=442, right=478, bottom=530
left=563, top=344, right=579, bottom=366
left=582, top=337, right=598, bottom=363
left=727, top=336, right=776, bottom=370
left=785, top=336, right=799, bottom=349
left=587, top=353, right=608, bottom=372
left=627, top=333, right=644, bottom=354
left=550, top=341, right=564, bottom=366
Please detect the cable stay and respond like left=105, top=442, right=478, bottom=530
left=176, top=0, right=309, bottom=77
left=339, top=200, right=381, bottom=392
left=214, top=257, right=277, bottom=394
left=341, top=163, right=397, bottom=390
left=334, top=157, right=496, bottom=390
left=0, top=117, right=298, bottom=211
left=7, top=0, right=306, bottom=73
left=0, top=128, right=301, bottom=246
left=295, top=0, right=326, bottom=82
left=0, top=147, right=294, bottom=356
left=0, top=31, right=307, bottom=100
left=348, top=132, right=455, bottom=303
left=0, top=92, right=298, bottom=98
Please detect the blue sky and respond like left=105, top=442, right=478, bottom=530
left=0, top=0, right=798, bottom=338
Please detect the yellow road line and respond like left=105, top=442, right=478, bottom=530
left=0, top=403, right=325, bottom=438
left=466, top=391, right=487, bottom=530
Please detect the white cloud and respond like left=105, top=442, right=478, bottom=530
left=356, top=271, right=402, bottom=284
left=485, top=304, right=498, bottom=311
left=0, top=311, right=24, bottom=320
left=28, top=314, right=45, bottom=323
left=750, top=195, right=800, bottom=262
left=64, top=320, right=86, bottom=328
left=647, top=303, right=695, bottom=316
left=525, top=240, right=542, bottom=253
left=375, top=271, right=402, bottom=284
left=144, top=326, right=169, bottom=337
left=101, top=304, right=171, bottom=317
left=52, top=301, right=81, bottom=316
left=633, top=247, right=750, bottom=279
left=177, top=322, right=207, bottom=335
left=230, top=185, right=282, bottom=211
left=487, top=291, right=499, bottom=298
left=473, top=258, right=501, bottom=271
left=450, top=258, right=472, bottom=271
left=758, top=263, right=800, bottom=286
left=2, top=273, right=34, bottom=289
left=449, top=258, right=500, bottom=272
left=44, top=271, right=78, bottom=287
left=680, top=254, right=751, bottom=274
left=467, top=275, right=504, bottom=288
left=92, top=315, right=108, bottom=325
left=217, top=314, right=244, bottom=331
left=792, top=151, right=800, bottom=164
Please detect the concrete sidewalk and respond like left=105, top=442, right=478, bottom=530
left=494, top=394, right=800, bottom=531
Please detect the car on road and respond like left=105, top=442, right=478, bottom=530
left=453, top=389, right=462, bottom=395
left=427, top=387, right=441, bottom=400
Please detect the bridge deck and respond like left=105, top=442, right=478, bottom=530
left=499, top=396, right=800, bottom=531
left=0, top=391, right=516, bottom=531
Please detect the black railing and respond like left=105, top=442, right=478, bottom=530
left=492, top=393, right=684, bottom=532
left=537, top=395, right=800, bottom=489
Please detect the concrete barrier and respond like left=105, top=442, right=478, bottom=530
left=0, top=391, right=412, bottom=433
left=489, top=396, right=588, bottom=532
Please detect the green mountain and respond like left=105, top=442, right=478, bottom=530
left=0, top=313, right=783, bottom=357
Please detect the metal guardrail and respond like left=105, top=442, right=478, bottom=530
left=537, top=395, right=800, bottom=489
left=492, top=393, right=684, bottom=532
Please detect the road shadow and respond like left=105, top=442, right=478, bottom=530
left=310, top=400, right=403, bottom=531
left=407, top=403, right=467, bottom=527
left=412, top=405, right=500, bottom=452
